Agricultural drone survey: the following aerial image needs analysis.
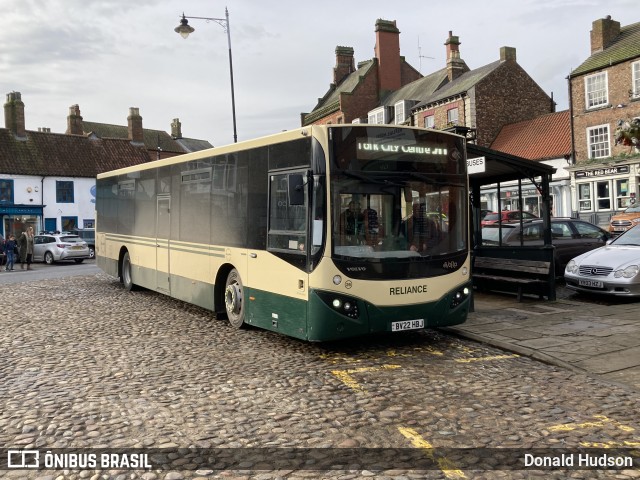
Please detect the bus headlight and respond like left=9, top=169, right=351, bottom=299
left=315, top=291, right=361, bottom=319
left=450, top=286, right=470, bottom=308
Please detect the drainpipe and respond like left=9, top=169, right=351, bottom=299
left=41, top=176, right=45, bottom=232
left=567, top=72, right=577, bottom=218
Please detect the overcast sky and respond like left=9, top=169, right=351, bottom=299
left=0, top=0, right=636, bottom=147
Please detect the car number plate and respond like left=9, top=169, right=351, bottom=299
left=391, top=319, right=424, bottom=332
left=579, top=279, right=603, bottom=288
left=614, top=227, right=626, bottom=232
left=71, top=246, right=83, bottom=250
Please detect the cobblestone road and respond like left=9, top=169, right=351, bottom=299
left=1, top=274, right=639, bottom=480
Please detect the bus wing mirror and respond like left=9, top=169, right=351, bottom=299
left=288, top=174, right=305, bottom=206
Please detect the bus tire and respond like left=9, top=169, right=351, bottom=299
left=224, top=268, right=245, bottom=328
left=121, top=251, right=135, bottom=291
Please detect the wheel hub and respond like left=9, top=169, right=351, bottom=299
left=225, top=283, right=242, bottom=314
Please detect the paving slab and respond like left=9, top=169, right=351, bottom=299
left=446, top=286, right=640, bottom=393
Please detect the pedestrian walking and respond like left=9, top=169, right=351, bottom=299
left=5, top=234, right=17, bottom=271
left=0, top=237, right=5, bottom=271
left=19, top=226, right=35, bottom=270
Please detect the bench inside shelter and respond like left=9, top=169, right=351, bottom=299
left=472, top=247, right=556, bottom=302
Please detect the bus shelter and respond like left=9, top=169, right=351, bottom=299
left=466, top=144, right=557, bottom=302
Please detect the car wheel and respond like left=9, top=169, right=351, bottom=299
left=224, top=268, right=245, bottom=328
left=44, top=251, right=54, bottom=265
left=88, top=247, right=95, bottom=259
left=74, top=259, right=84, bottom=264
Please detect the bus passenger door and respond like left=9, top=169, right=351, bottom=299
left=156, top=196, right=171, bottom=293
left=246, top=171, right=309, bottom=339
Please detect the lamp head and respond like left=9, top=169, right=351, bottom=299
left=175, top=14, right=195, bottom=39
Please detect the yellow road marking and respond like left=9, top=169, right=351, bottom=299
left=398, top=427, right=466, bottom=479
left=331, top=365, right=401, bottom=392
left=550, top=415, right=635, bottom=433
left=580, top=440, right=640, bottom=448
left=455, top=354, right=519, bottom=363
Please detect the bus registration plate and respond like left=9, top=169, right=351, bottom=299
left=391, top=319, right=424, bottom=332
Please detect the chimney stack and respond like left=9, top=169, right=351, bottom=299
left=171, top=118, right=182, bottom=139
left=590, top=15, right=620, bottom=53
left=500, top=46, right=517, bottom=62
left=66, top=104, right=84, bottom=135
left=334, top=46, right=355, bottom=85
left=374, top=19, right=402, bottom=94
left=4, top=91, right=26, bottom=138
left=445, top=31, right=467, bottom=82
left=127, top=107, right=144, bottom=143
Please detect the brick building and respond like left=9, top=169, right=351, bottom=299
left=567, top=15, right=640, bottom=224
left=301, top=19, right=422, bottom=126
left=410, top=35, right=555, bottom=147
left=303, top=21, right=555, bottom=152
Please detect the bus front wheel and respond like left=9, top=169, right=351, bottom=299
left=224, top=268, right=245, bottom=328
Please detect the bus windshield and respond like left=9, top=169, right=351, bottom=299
left=329, top=126, right=467, bottom=264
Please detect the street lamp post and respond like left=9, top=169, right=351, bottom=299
left=175, top=7, right=238, bottom=143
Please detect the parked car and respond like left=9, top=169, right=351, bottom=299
left=565, top=225, right=640, bottom=297
left=609, top=203, right=640, bottom=234
left=481, top=218, right=611, bottom=274
left=33, top=233, right=91, bottom=264
left=481, top=210, right=538, bottom=226
left=74, top=228, right=95, bottom=258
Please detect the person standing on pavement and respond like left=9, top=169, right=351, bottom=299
left=5, top=234, right=17, bottom=271
left=19, top=226, right=35, bottom=270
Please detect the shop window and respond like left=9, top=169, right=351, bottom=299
left=578, top=183, right=592, bottom=212
left=587, top=125, right=610, bottom=159
left=596, top=181, right=611, bottom=210
left=585, top=72, right=608, bottom=108
left=616, top=179, right=630, bottom=209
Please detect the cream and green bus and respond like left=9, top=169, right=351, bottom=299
left=96, top=125, right=471, bottom=341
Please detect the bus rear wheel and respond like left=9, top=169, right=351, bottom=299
left=224, top=268, right=245, bottom=328
left=121, top=251, right=135, bottom=291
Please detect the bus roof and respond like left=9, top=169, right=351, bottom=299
left=97, top=124, right=463, bottom=179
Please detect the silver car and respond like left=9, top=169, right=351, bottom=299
left=33, top=234, right=91, bottom=264
left=565, top=225, right=640, bottom=297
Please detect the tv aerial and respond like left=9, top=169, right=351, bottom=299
left=418, top=36, right=434, bottom=73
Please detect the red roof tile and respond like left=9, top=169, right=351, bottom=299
left=490, top=111, right=571, bottom=161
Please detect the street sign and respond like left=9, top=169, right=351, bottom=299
left=467, top=156, right=485, bottom=174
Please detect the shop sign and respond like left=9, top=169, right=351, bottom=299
left=575, top=165, right=629, bottom=178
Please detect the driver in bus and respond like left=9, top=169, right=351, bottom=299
left=340, top=200, right=364, bottom=237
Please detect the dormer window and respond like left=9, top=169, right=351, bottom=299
left=394, top=101, right=415, bottom=125
left=368, top=107, right=389, bottom=125
left=585, top=72, right=608, bottom=108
